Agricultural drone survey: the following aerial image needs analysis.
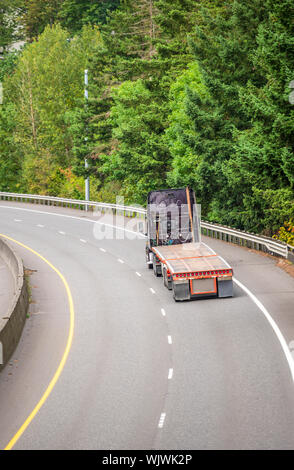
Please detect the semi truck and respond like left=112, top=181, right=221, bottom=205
left=145, top=187, right=233, bottom=301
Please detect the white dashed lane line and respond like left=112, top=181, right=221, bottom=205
left=9, top=209, right=175, bottom=439
left=158, top=413, right=166, bottom=428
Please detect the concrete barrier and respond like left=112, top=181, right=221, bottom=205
left=0, top=237, right=29, bottom=371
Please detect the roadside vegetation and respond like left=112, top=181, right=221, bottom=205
left=0, top=0, right=293, bottom=240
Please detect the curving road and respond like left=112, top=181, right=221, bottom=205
left=0, top=201, right=294, bottom=450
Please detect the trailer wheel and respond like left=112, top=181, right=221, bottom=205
left=163, top=267, right=168, bottom=288
left=153, top=254, right=162, bottom=277
left=153, top=262, right=161, bottom=277
left=163, top=268, right=172, bottom=290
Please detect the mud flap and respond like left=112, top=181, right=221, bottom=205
left=217, top=278, right=233, bottom=298
left=172, top=281, right=190, bottom=301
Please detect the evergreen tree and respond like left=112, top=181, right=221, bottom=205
left=102, top=78, right=170, bottom=203
left=87, top=0, right=212, bottom=202
left=166, top=62, right=207, bottom=190
left=224, top=0, right=294, bottom=232
left=22, top=0, right=62, bottom=40
left=59, top=0, right=120, bottom=34
left=86, top=0, right=164, bottom=199
left=182, top=0, right=267, bottom=221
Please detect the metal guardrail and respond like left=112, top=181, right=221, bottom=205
left=0, top=191, right=146, bottom=216
left=287, top=243, right=294, bottom=263
left=200, top=221, right=288, bottom=259
left=0, top=191, right=292, bottom=260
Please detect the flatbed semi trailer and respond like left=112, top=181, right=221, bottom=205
left=145, top=187, right=233, bottom=301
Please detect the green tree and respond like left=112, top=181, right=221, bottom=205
left=88, top=0, right=212, bottom=202
left=0, top=51, right=20, bottom=81
left=165, top=62, right=207, bottom=190
left=224, top=0, right=294, bottom=232
left=1, top=23, right=102, bottom=194
left=0, top=0, right=24, bottom=51
left=22, top=0, right=62, bottom=40
left=85, top=0, right=164, bottom=198
left=181, top=0, right=268, bottom=223
left=0, top=103, right=23, bottom=191
left=103, top=79, right=169, bottom=202
left=59, top=0, right=120, bottom=33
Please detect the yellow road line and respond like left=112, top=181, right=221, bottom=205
left=0, top=234, right=75, bottom=450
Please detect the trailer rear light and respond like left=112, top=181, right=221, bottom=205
left=215, top=269, right=232, bottom=276
left=175, top=273, right=190, bottom=279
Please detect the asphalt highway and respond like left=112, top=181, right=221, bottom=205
left=0, top=202, right=294, bottom=450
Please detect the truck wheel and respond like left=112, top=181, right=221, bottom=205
left=153, top=263, right=161, bottom=277
left=146, top=251, right=153, bottom=269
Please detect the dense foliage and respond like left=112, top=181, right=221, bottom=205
left=0, top=0, right=293, bottom=237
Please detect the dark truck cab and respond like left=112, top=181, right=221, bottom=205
left=146, top=187, right=233, bottom=301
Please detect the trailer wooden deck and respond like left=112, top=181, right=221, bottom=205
left=152, top=242, right=231, bottom=276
